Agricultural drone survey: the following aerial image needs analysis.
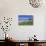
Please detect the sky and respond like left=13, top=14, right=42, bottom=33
left=18, top=15, right=33, bottom=20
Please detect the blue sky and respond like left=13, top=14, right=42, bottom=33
left=19, top=15, right=33, bottom=20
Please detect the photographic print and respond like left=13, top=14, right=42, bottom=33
left=18, top=15, right=33, bottom=25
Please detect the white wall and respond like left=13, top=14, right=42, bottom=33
left=44, top=15, right=46, bottom=40
left=0, top=0, right=46, bottom=40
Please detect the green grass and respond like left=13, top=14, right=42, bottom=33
left=19, top=20, right=33, bottom=25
